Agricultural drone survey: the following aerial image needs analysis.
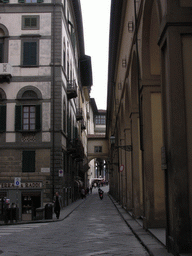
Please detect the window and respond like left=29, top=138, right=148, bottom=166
left=63, top=98, right=66, bottom=133
left=94, top=146, right=102, bottom=153
left=0, top=42, right=3, bottom=63
left=22, top=151, right=35, bottom=172
left=22, top=16, right=39, bottom=30
left=0, top=0, right=9, bottom=3
left=0, top=105, right=6, bottom=132
left=15, top=105, right=41, bottom=132
left=95, top=115, right=106, bottom=125
left=22, top=40, right=38, bottom=66
left=19, top=0, right=43, bottom=3
left=23, top=106, right=35, bottom=130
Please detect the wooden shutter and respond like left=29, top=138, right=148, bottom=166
left=0, top=105, right=6, bottom=132
left=35, top=105, right=41, bottom=130
left=23, top=42, right=37, bottom=66
left=0, top=43, right=3, bottom=63
left=15, top=105, right=22, bottom=131
left=22, top=151, right=35, bottom=172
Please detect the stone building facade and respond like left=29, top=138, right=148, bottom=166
left=107, top=0, right=192, bottom=254
left=0, top=0, right=92, bottom=221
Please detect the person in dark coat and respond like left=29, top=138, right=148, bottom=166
left=53, top=192, right=62, bottom=219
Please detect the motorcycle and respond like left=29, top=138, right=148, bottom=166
left=98, top=189, right=104, bottom=200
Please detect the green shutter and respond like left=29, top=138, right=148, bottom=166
left=22, top=151, right=35, bottom=172
left=35, top=105, right=41, bottom=130
left=0, top=105, right=6, bottom=132
left=0, top=43, right=3, bottom=63
left=67, top=115, right=71, bottom=139
left=37, top=0, right=43, bottom=3
left=15, top=105, right=22, bottom=131
left=3, top=0, right=9, bottom=3
left=18, top=0, right=25, bottom=2
left=71, top=32, right=76, bottom=51
left=24, top=18, right=31, bottom=27
left=23, top=42, right=37, bottom=66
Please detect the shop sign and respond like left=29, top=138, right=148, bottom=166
left=0, top=182, right=42, bottom=189
left=41, top=168, right=50, bottom=173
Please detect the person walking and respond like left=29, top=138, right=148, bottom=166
left=53, top=192, right=62, bottom=219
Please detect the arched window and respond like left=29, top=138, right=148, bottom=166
left=63, top=39, right=66, bottom=72
left=0, top=25, right=9, bottom=63
left=15, top=87, right=42, bottom=132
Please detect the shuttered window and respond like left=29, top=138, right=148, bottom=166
left=0, top=43, right=3, bottom=63
left=23, top=41, right=37, bottom=66
left=22, top=16, right=39, bottom=30
left=15, top=105, right=41, bottom=131
left=0, top=105, right=6, bottom=132
left=22, top=151, right=35, bottom=172
left=19, top=0, right=43, bottom=3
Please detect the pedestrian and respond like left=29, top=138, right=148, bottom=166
left=81, top=188, right=85, bottom=199
left=53, top=192, right=62, bottom=219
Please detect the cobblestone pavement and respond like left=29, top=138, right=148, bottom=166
left=0, top=188, right=149, bottom=256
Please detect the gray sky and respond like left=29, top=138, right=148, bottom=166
left=80, top=0, right=111, bottom=110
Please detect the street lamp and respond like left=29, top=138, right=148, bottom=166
left=110, top=135, right=132, bottom=152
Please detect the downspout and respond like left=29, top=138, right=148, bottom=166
left=52, top=0, right=56, bottom=199
left=134, top=0, right=145, bottom=218
left=134, top=0, right=143, bottom=151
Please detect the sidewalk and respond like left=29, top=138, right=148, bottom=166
left=0, top=198, right=84, bottom=226
left=108, top=194, right=173, bottom=256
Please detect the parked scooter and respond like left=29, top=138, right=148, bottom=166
left=98, top=188, right=104, bottom=200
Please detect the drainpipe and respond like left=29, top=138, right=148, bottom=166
left=134, top=0, right=143, bottom=151
left=52, top=0, right=56, bottom=199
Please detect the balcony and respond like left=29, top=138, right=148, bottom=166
left=76, top=108, right=83, bottom=121
left=81, top=120, right=86, bottom=130
left=67, top=80, right=77, bottom=100
left=0, top=63, right=12, bottom=83
left=67, top=138, right=84, bottom=159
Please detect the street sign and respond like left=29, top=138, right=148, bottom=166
left=59, top=169, right=64, bottom=177
left=119, top=165, right=124, bottom=172
left=14, top=177, right=21, bottom=187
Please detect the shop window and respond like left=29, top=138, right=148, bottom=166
left=22, top=151, right=35, bottom=172
left=22, top=192, right=41, bottom=221
left=94, top=146, right=102, bottom=153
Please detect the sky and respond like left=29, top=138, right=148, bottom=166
left=80, top=0, right=111, bottom=110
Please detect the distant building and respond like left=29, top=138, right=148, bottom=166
left=87, top=98, right=107, bottom=186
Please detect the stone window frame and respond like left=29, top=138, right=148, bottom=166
left=22, top=15, right=40, bottom=30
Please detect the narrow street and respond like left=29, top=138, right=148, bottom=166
left=0, top=187, right=149, bottom=256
